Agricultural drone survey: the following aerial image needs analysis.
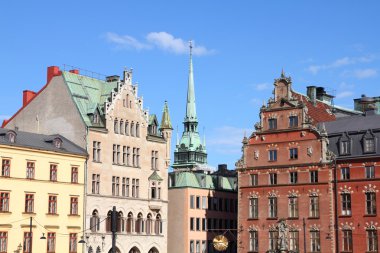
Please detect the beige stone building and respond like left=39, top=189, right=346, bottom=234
left=4, top=66, right=172, bottom=253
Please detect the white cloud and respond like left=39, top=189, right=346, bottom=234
left=307, top=55, right=375, bottom=74
left=207, top=126, right=251, bottom=155
left=353, top=68, right=378, bottom=79
left=105, top=31, right=213, bottom=56
left=105, top=32, right=151, bottom=50
left=336, top=91, right=354, bottom=99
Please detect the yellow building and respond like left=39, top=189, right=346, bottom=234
left=0, top=128, right=87, bottom=253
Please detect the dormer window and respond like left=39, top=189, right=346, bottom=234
left=339, top=133, right=351, bottom=155
left=364, top=138, right=376, bottom=153
left=93, top=113, right=100, bottom=124
left=268, top=118, right=277, bottom=130
left=53, top=138, right=63, bottom=149
left=6, top=131, right=16, bottom=143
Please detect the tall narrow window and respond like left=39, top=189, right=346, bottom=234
left=310, top=195, right=320, bottom=218
left=290, top=148, right=298, bottom=159
left=92, top=141, right=101, bottom=162
left=136, top=148, right=140, bottom=167
left=136, top=179, right=139, bottom=198
left=249, top=231, right=258, bottom=252
left=155, top=214, right=162, bottom=234
left=50, top=164, right=57, bottom=181
left=114, top=119, right=118, bottom=134
left=1, top=159, right=10, bottom=177
left=112, top=145, right=117, bottom=164
left=269, top=173, right=277, bottom=185
left=364, top=138, right=376, bottom=153
left=250, top=174, right=258, bottom=186
left=119, top=120, right=124, bottom=135
left=0, top=232, right=7, bottom=253
left=249, top=198, right=258, bottom=219
left=289, top=231, right=299, bottom=252
left=341, top=167, right=350, bottom=180
left=268, top=118, right=277, bottom=130
left=190, top=217, right=194, bottom=231
left=366, top=192, right=377, bottom=215
left=288, top=196, right=298, bottom=218
left=310, top=170, right=318, bottom=183
left=341, top=193, right=352, bottom=216
left=26, top=162, right=35, bottom=179
left=190, top=240, right=194, bottom=253
left=70, top=197, right=78, bottom=215
left=342, top=229, right=353, bottom=252
left=25, top=194, right=34, bottom=213
left=310, top=230, right=320, bottom=252
left=290, top=172, right=298, bottom=184
left=131, top=122, right=135, bottom=137
left=69, top=233, right=77, bottom=253
left=365, top=166, right=375, bottom=179
left=116, top=145, right=121, bottom=164
left=23, top=232, right=32, bottom=253
left=91, top=174, right=100, bottom=194
left=47, top=232, right=56, bottom=253
left=125, top=121, right=129, bottom=136
left=90, top=210, right=100, bottom=232
left=340, top=140, right=350, bottom=155
left=71, top=167, right=78, bottom=183
left=132, top=179, right=136, bottom=197
left=122, top=146, right=127, bottom=165
left=196, top=196, right=200, bottom=209
left=136, top=123, right=140, bottom=137
left=268, top=197, right=277, bottom=218
left=132, top=148, right=136, bottom=167
left=190, top=195, right=195, bottom=209
left=367, top=229, right=378, bottom=252
left=0, top=192, right=9, bottom=212
left=48, top=195, right=57, bottom=214
left=289, top=115, right=298, bottom=127
left=269, top=150, right=277, bottom=161
left=126, top=178, right=130, bottom=197
left=127, top=147, right=131, bottom=166
left=268, top=231, right=278, bottom=250
left=112, top=176, right=120, bottom=196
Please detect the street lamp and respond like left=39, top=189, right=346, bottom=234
left=40, top=233, right=46, bottom=240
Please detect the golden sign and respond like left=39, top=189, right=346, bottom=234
left=213, top=235, right=229, bottom=251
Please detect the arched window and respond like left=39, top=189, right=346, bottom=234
left=90, top=210, right=100, bottom=232
left=135, top=213, right=143, bottom=234
left=96, top=246, right=101, bottom=253
left=128, top=247, right=140, bottom=253
left=155, top=214, right=162, bottom=235
left=106, top=211, right=112, bottom=232
left=114, top=119, right=119, bottom=134
left=127, top=212, right=133, bottom=233
left=136, top=123, right=140, bottom=137
left=126, top=94, right=129, bottom=108
left=117, top=211, right=124, bottom=232
left=125, top=121, right=129, bottom=136
left=146, top=214, right=152, bottom=235
left=120, top=120, right=124, bottom=135
left=148, top=247, right=159, bottom=253
left=88, top=246, right=93, bottom=253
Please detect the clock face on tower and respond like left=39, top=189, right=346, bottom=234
left=213, top=235, right=229, bottom=251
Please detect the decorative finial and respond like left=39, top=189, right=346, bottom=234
left=189, top=40, right=193, bottom=55
left=281, top=68, right=285, bottom=78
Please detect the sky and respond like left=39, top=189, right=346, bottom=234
left=1, top=1, right=379, bottom=169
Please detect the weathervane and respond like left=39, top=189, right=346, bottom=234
left=189, top=40, right=193, bottom=55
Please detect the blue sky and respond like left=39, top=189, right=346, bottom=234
left=1, top=1, right=379, bottom=169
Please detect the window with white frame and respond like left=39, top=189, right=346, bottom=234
left=341, top=192, right=352, bottom=216
left=366, top=192, right=377, bottom=215
left=288, top=196, right=298, bottom=218
left=310, top=230, right=320, bottom=252
left=249, top=230, right=258, bottom=252
left=342, top=229, right=353, bottom=252
left=366, top=228, right=378, bottom=252
left=249, top=197, right=258, bottom=219
left=268, top=196, right=277, bottom=218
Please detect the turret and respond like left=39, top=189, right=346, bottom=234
left=160, top=101, right=173, bottom=168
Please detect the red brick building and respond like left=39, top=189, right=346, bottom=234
left=237, top=73, right=357, bottom=253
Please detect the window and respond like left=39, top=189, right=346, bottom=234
left=90, top=210, right=100, bottom=232
left=367, top=229, right=378, bottom=252
left=190, top=240, right=194, bottom=253
left=136, top=148, right=140, bottom=167
left=26, top=162, right=35, bottom=179
left=202, top=240, right=207, bottom=253
left=342, top=230, right=353, bottom=252
left=268, top=150, right=277, bottom=161
left=136, top=179, right=139, bottom=198
left=268, top=231, right=278, bottom=250
left=71, top=167, right=78, bottom=183
left=249, top=231, right=258, bottom=252
left=113, top=145, right=117, bottom=164
left=290, top=172, right=298, bottom=184
left=190, top=195, right=195, bottom=209
left=125, top=178, right=130, bottom=197
left=289, top=231, right=299, bottom=252
left=1, top=159, right=10, bottom=177
left=47, top=232, right=56, bottom=253
left=202, top=196, right=207, bottom=209
left=132, top=179, right=136, bottom=197
left=190, top=217, right=194, bottom=231
left=117, top=145, right=120, bottom=164
left=48, top=195, right=57, bottom=214
left=310, top=195, right=320, bottom=218
left=196, top=218, right=200, bottom=231
left=341, top=193, right=352, bottom=216
left=249, top=198, right=258, bottom=219
left=23, top=232, right=32, bottom=253
left=310, top=170, right=318, bottom=183
left=25, top=194, right=34, bottom=213
left=268, top=118, right=277, bottom=130
left=366, top=192, right=377, bottom=215
left=125, top=121, right=129, bottom=135
left=269, top=173, right=277, bottom=185
left=91, top=174, right=100, bottom=194
left=146, top=214, right=152, bottom=234
left=119, top=120, right=124, bottom=135
left=114, top=119, right=119, bottom=134
left=341, top=167, right=350, bottom=180
left=93, top=112, right=100, bottom=124
left=250, top=174, right=258, bottom=186
left=69, top=233, right=77, bottom=253
left=70, top=197, right=78, bottom=215
left=268, top=197, right=277, bottom=218
left=310, top=231, right=320, bottom=252
left=112, top=176, right=120, bottom=196
left=202, top=218, right=206, bottom=231
left=93, top=141, right=101, bottom=162
left=131, top=122, right=135, bottom=137
left=290, top=148, right=298, bottom=159
left=0, top=193, right=9, bottom=212
left=288, top=196, right=298, bottom=218
left=155, top=215, right=162, bottom=235
left=50, top=164, right=57, bottom=181
left=132, top=148, right=136, bottom=167
left=366, top=166, right=375, bottom=179
left=0, top=232, right=7, bottom=253
left=364, top=138, right=376, bottom=153
left=196, top=240, right=200, bottom=253
left=126, top=147, right=131, bottom=166
left=340, top=140, right=350, bottom=155
left=136, top=123, right=140, bottom=138
left=289, top=115, right=298, bottom=127
left=196, top=196, right=200, bottom=209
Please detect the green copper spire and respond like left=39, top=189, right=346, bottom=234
left=160, top=101, right=173, bottom=130
left=185, top=41, right=197, bottom=123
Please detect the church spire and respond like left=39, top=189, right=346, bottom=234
left=185, top=41, right=197, bottom=123
left=160, top=100, right=173, bottom=130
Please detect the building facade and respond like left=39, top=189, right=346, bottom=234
left=168, top=45, right=237, bottom=253
left=237, top=73, right=359, bottom=253
left=324, top=104, right=380, bottom=253
left=0, top=128, right=86, bottom=253
left=3, top=66, right=172, bottom=253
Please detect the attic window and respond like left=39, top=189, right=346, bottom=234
left=93, top=113, right=100, bottom=124
left=340, top=140, right=351, bottom=155
left=364, top=137, right=376, bottom=153
left=6, top=131, right=16, bottom=143
left=53, top=138, right=63, bottom=149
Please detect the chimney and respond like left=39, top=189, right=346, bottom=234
left=69, top=69, right=79, bottom=75
left=47, top=66, right=62, bottom=83
left=307, top=86, right=317, bottom=105
left=106, top=75, right=120, bottom=82
left=23, top=90, right=37, bottom=107
left=316, top=87, right=334, bottom=105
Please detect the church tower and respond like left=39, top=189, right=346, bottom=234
left=172, top=42, right=208, bottom=170
left=160, top=100, right=173, bottom=168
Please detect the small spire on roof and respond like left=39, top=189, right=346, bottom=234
left=281, top=68, right=285, bottom=78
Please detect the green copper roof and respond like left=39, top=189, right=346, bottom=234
left=62, top=71, right=118, bottom=127
left=185, top=48, right=197, bottom=123
left=148, top=170, right=163, bottom=181
left=160, top=101, right=173, bottom=129
left=169, top=171, right=237, bottom=191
